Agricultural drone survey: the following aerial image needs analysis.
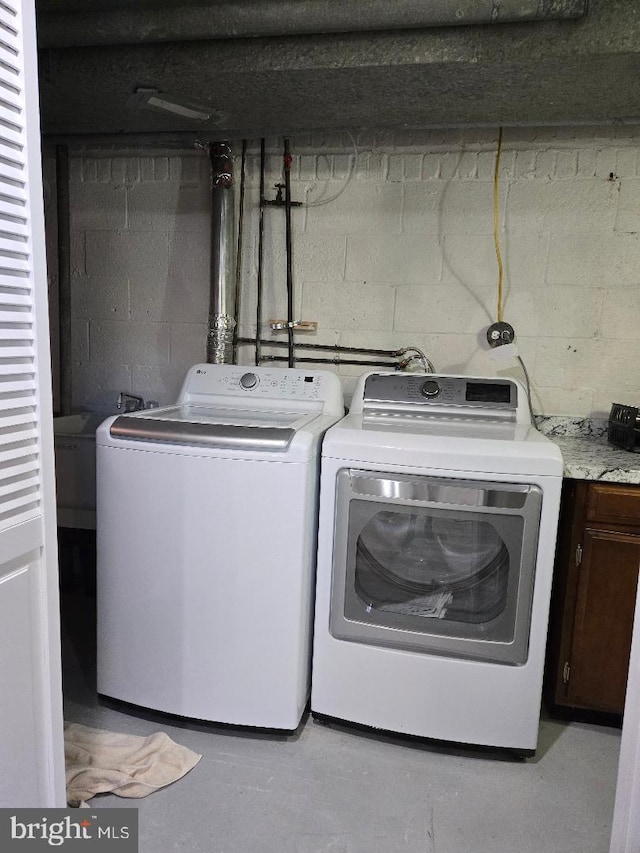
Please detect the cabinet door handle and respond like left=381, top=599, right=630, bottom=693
left=563, top=661, right=571, bottom=684
left=575, top=544, right=582, bottom=567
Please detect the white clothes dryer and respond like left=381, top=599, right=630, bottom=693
left=311, top=372, right=563, bottom=753
left=96, top=364, right=343, bottom=730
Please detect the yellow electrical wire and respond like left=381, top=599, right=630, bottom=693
left=493, top=126, right=504, bottom=323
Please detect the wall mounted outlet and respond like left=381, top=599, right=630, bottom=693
left=486, top=321, right=515, bottom=348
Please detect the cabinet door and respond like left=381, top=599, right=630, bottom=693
left=567, top=529, right=640, bottom=714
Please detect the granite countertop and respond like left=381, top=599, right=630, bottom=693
left=536, top=417, right=640, bottom=484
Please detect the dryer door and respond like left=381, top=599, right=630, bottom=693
left=329, top=470, right=542, bottom=665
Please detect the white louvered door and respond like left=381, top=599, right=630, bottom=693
left=0, top=0, right=65, bottom=806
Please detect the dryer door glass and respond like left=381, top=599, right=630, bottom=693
left=329, top=470, right=542, bottom=665
left=356, top=512, right=509, bottom=623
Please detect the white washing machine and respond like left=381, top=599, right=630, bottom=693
left=311, top=372, right=563, bottom=753
left=96, top=363, right=343, bottom=730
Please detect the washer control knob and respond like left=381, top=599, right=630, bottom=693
left=239, top=372, right=259, bottom=390
left=420, top=379, right=441, bottom=399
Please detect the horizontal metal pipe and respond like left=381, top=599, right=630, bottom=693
left=41, top=132, right=205, bottom=149
left=236, top=337, right=401, bottom=358
left=38, top=1, right=588, bottom=49
left=43, top=116, right=640, bottom=148
left=259, top=355, right=398, bottom=368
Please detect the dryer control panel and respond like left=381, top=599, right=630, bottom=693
left=359, top=373, right=527, bottom=423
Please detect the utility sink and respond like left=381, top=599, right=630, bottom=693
left=53, top=412, right=105, bottom=529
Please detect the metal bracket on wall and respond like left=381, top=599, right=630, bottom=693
left=269, top=320, right=318, bottom=332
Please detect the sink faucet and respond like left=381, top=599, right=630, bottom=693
left=116, top=392, right=145, bottom=413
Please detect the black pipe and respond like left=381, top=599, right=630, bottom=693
left=232, top=139, right=247, bottom=363
left=56, top=145, right=72, bottom=415
left=260, top=355, right=397, bottom=368
left=236, top=337, right=401, bottom=357
left=38, top=1, right=589, bottom=49
left=283, top=137, right=295, bottom=368
left=255, top=139, right=266, bottom=367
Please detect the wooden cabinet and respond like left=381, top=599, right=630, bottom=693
left=546, top=480, right=640, bottom=716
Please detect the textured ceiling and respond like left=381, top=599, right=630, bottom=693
left=35, top=0, right=640, bottom=141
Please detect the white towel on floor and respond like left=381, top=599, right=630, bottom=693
left=64, top=722, right=202, bottom=805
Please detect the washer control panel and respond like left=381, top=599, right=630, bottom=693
left=179, top=364, right=344, bottom=413
left=239, top=372, right=259, bottom=390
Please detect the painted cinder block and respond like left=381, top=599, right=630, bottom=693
left=394, top=284, right=495, bottom=334
left=346, top=234, right=442, bottom=285
left=555, top=150, right=578, bottom=179
left=402, top=183, right=444, bottom=235
left=89, top=320, right=171, bottom=366
left=615, top=148, right=639, bottom=178
left=168, top=322, right=208, bottom=367
left=59, top=133, right=640, bottom=418
left=71, top=361, right=133, bottom=413
left=614, top=179, right=640, bottom=233
left=70, top=272, right=129, bottom=321
left=85, top=231, right=169, bottom=283
left=507, top=180, right=618, bottom=234
left=70, top=183, right=126, bottom=231
left=438, top=181, right=500, bottom=235
left=126, top=183, right=211, bottom=233
left=547, top=232, right=640, bottom=286
left=601, top=288, right=640, bottom=341
left=124, top=231, right=211, bottom=325
left=442, top=232, right=549, bottom=292
left=455, top=152, right=479, bottom=180
left=575, top=149, right=597, bottom=179
left=505, top=286, right=604, bottom=340
left=300, top=280, right=395, bottom=333
left=131, top=365, right=190, bottom=407
left=294, top=233, right=347, bottom=283
left=533, top=386, right=595, bottom=419
left=305, top=183, right=403, bottom=235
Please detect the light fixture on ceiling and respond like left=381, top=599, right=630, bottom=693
left=127, top=87, right=213, bottom=121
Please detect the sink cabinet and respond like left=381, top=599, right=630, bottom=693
left=546, top=480, right=640, bottom=716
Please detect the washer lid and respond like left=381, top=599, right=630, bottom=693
left=109, top=404, right=317, bottom=451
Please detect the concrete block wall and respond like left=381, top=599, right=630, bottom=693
left=61, top=126, right=640, bottom=414
left=66, top=152, right=212, bottom=412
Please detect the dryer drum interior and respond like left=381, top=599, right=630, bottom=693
left=355, top=512, right=510, bottom=624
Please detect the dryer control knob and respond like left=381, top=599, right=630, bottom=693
left=239, top=372, right=259, bottom=390
left=420, top=379, right=441, bottom=398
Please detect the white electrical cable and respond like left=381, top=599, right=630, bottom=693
left=516, top=354, right=536, bottom=424
left=305, top=131, right=358, bottom=208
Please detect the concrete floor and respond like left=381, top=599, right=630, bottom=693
left=60, top=587, right=620, bottom=853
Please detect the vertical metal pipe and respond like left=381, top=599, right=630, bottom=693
left=232, top=139, right=247, bottom=364
left=207, top=142, right=236, bottom=364
left=255, top=139, right=266, bottom=367
left=283, top=137, right=294, bottom=368
left=56, top=145, right=72, bottom=415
